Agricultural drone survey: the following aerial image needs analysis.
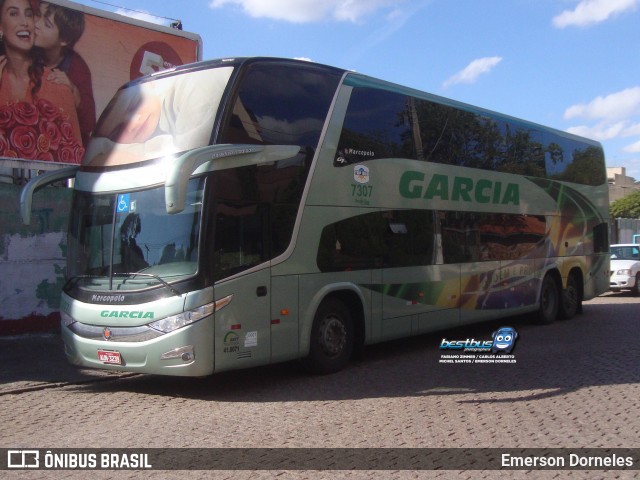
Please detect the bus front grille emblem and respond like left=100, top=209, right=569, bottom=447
left=103, top=327, right=113, bottom=341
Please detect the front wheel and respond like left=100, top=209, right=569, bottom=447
left=538, top=274, right=560, bottom=324
left=306, top=298, right=354, bottom=375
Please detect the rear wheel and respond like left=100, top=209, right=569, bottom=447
left=559, top=273, right=580, bottom=319
left=306, top=298, right=354, bottom=374
left=538, top=274, right=560, bottom=324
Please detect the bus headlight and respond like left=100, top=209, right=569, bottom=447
left=149, top=302, right=214, bottom=333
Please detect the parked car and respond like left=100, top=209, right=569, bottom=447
left=609, top=244, right=640, bottom=295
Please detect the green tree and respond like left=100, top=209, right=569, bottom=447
left=610, top=190, right=640, bottom=218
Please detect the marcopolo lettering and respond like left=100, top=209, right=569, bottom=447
left=100, top=310, right=154, bottom=319
left=399, top=171, right=520, bottom=205
left=92, top=294, right=126, bottom=303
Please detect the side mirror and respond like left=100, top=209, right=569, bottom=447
left=165, top=144, right=300, bottom=214
left=20, top=166, right=80, bottom=225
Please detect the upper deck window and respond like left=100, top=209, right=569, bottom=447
left=84, top=66, right=234, bottom=167
left=336, top=86, right=606, bottom=186
left=219, top=61, right=341, bottom=149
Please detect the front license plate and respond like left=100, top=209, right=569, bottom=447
left=98, top=350, right=122, bottom=365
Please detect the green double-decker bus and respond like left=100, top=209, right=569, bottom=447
left=21, top=57, right=610, bottom=376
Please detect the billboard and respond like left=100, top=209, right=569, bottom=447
left=0, top=0, right=201, bottom=164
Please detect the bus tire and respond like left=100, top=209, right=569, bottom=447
left=306, top=298, right=354, bottom=375
left=559, top=273, right=580, bottom=320
left=538, top=274, right=559, bottom=324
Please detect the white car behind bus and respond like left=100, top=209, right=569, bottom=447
left=610, top=244, right=640, bottom=295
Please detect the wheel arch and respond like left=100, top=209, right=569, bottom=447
left=566, top=265, right=584, bottom=300
left=300, top=283, right=367, bottom=358
left=542, top=267, right=562, bottom=294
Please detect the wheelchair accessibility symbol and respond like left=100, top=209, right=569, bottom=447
left=117, top=194, right=130, bottom=213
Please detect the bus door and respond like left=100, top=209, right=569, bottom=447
left=209, top=195, right=273, bottom=372
left=213, top=266, right=271, bottom=372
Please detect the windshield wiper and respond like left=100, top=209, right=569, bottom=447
left=63, top=273, right=181, bottom=297
left=114, top=272, right=182, bottom=297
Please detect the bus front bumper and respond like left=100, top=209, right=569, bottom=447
left=61, top=316, right=215, bottom=377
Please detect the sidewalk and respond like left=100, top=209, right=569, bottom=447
left=0, top=333, right=133, bottom=395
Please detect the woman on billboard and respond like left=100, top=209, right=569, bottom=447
left=0, top=0, right=83, bottom=163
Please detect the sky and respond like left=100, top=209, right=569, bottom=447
left=71, top=0, right=640, bottom=179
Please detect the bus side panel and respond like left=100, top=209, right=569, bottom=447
left=379, top=264, right=461, bottom=339
left=270, top=275, right=300, bottom=363
left=583, top=253, right=610, bottom=300
left=459, top=258, right=541, bottom=325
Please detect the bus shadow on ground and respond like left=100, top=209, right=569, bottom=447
left=76, top=297, right=640, bottom=403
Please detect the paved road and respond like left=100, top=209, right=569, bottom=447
left=0, top=293, right=638, bottom=479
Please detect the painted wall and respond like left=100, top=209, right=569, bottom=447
left=0, top=183, right=71, bottom=334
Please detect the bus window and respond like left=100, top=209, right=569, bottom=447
left=337, top=86, right=607, bottom=184
left=211, top=160, right=311, bottom=281
left=220, top=61, right=341, bottom=148
left=593, top=223, right=609, bottom=254
left=86, top=67, right=234, bottom=167
left=317, top=210, right=436, bottom=272
left=440, top=212, right=546, bottom=263
left=335, top=88, right=414, bottom=166
left=544, top=134, right=607, bottom=186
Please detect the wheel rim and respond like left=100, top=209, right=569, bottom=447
left=318, top=315, right=347, bottom=358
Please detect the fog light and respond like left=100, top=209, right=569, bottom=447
left=160, top=345, right=195, bottom=362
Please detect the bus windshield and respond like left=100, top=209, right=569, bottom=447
left=84, top=66, right=234, bottom=167
left=66, top=177, right=205, bottom=291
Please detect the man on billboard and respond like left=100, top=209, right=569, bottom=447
left=35, top=0, right=96, bottom=146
